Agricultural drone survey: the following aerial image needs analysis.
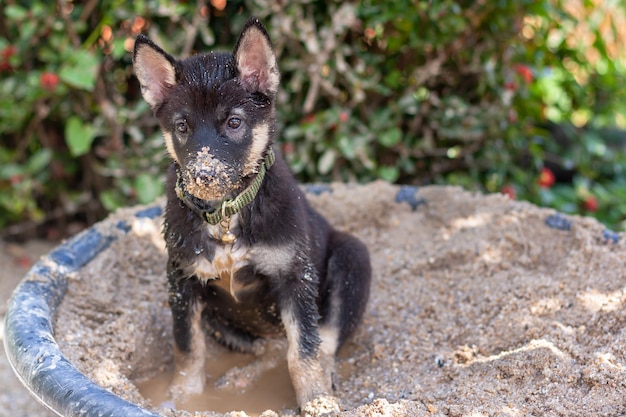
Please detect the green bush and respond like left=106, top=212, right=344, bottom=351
left=1, top=0, right=625, bottom=237
left=494, top=1, right=626, bottom=229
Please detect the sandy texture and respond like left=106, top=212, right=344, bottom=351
left=52, top=182, right=626, bottom=416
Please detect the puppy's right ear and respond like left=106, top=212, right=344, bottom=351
left=133, top=35, right=177, bottom=109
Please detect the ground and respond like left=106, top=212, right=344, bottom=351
left=2, top=183, right=626, bottom=417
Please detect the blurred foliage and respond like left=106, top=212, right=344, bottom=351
left=0, top=0, right=625, bottom=238
left=497, top=0, right=626, bottom=230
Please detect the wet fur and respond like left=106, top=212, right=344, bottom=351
left=133, top=18, right=371, bottom=410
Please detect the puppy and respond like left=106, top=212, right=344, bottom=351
left=133, top=17, right=371, bottom=412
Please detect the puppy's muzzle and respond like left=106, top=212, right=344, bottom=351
left=181, top=157, right=238, bottom=202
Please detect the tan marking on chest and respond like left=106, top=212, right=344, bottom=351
left=192, top=243, right=249, bottom=300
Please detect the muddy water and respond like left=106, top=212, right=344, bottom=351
left=136, top=350, right=296, bottom=415
left=135, top=344, right=359, bottom=415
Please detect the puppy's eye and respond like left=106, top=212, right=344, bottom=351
left=227, top=117, right=242, bottom=130
left=175, top=120, right=188, bottom=134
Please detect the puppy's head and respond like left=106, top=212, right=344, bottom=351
left=133, top=18, right=279, bottom=204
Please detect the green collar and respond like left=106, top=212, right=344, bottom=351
left=176, top=148, right=275, bottom=225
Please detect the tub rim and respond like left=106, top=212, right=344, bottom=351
left=3, top=205, right=164, bottom=417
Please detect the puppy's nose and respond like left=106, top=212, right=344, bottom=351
left=194, top=169, right=217, bottom=186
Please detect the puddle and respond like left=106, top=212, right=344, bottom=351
left=137, top=349, right=297, bottom=416
left=136, top=342, right=360, bottom=416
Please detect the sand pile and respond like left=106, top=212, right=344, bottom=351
left=53, top=182, right=626, bottom=416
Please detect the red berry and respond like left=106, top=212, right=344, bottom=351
left=1, top=45, right=16, bottom=60
left=282, top=142, right=295, bottom=155
left=339, top=111, right=349, bottom=123
left=583, top=196, right=598, bottom=212
left=9, top=174, right=22, bottom=185
left=537, top=168, right=555, bottom=188
left=504, top=81, right=517, bottom=91
left=302, top=113, right=316, bottom=124
left=40, top=72, right=59, bottom=91
left=0, top=46, right=17, bottom=71
left=500, top=185, right=516, bottom=200
left=515, top=64, right=533, bottom=84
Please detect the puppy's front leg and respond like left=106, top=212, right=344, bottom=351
left=167, top=263, right=207, bottom=402
left=280, top=261, right=340, bottom=415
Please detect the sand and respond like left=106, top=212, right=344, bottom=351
left=50, top=182, right=626, bottom=417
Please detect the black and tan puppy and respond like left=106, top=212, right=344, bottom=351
left=133, top=18, right=371, bottom=412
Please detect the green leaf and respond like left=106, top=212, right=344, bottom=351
left=317, top=149, right=337, bottom=175
left=378, top=165, right=399, bottom=182
left=65, top=116, right=95, bottom=156
left=5, top=5, right=28, bottom=20
left=0, top=163, right=22, bottom=180
left=26, top=148, right=53, bottom=173
left=338, top=136, right=356, bottom=160
left=111, top=39, right=128, bottom=60
left=59, top=50, right=99, bottom=91
left=134, top=173, right=163, bottom=204
left=100, top=190, right=124, bottom=212
left=379, top=128, right=402, bottom=147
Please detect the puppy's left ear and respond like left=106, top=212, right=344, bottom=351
left=233, top=18, right=280, bottom=96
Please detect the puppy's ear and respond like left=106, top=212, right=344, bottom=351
left=233, top=18, right=280, bottom=96
left=133, top=35, right=177, bottom=109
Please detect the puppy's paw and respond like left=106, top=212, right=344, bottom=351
left=168, top=369, right=205, bottom=403
left=300, top=395, right=341, bottom=417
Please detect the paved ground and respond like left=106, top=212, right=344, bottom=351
left=0, top=240, right=57, bottom=417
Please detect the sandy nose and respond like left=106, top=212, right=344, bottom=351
left=183, top=158, right=236, bottom=201
left=194, top=168, right=216, bottom=185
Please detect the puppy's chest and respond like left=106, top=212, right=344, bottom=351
left=192, top=242, right=251, bottom=298
left=187, top=222, right=292, bottom=300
